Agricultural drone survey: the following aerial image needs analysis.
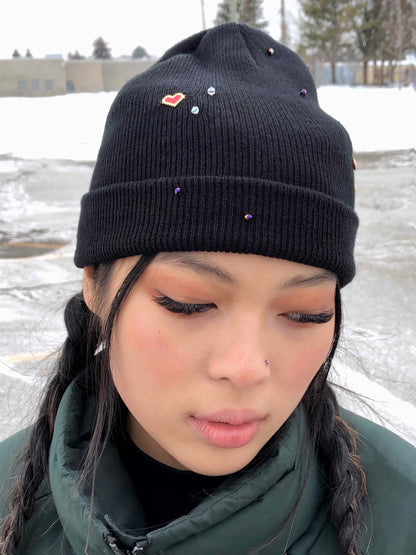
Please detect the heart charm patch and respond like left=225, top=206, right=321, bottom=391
left=162, top=93, right=185, bottom=107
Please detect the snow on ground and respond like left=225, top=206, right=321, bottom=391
left=318, top=85, right=416, bottom=153
left=331, top=364, right=416, bottom=446
left=0, top=92, right=117, bottom=161
left=0, top=86, right=415, bottom=161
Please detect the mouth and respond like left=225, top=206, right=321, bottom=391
left=189, top=409, right=266, bottom=449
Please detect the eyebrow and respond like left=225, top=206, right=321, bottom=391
left=157, top=252, right=235, bottom=284
left=281, top=270, right=337, bottom=288
left=157, top=252, right=337, bottom=288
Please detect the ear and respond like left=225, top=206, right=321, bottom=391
left=83, top=266, right=97, bottom=314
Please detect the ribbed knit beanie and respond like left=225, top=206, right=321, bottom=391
left=75, top=23, right=358, bottom=287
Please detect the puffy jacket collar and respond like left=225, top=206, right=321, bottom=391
left=49, top=375, right=330, bottom=554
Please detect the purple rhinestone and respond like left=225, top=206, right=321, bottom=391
left=244, top=213, right=253, bottom=220
left=300, top=89, right=307, bottom=97
left=174, top=187, right=181, bottom=195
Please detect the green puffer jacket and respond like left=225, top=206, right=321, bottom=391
left=1, top=375, right=416, bottom=554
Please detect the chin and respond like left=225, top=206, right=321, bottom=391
left=179, top=448, right=261, bottom=477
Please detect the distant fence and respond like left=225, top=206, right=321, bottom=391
left=314, top=61, right=416, bottom=88
left=315, top=62, right=357, bottom=86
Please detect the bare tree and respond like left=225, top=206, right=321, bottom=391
left=380, top=0, right=416, bottom=83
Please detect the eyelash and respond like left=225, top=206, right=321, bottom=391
left=153, top=295, right=334, bottom=324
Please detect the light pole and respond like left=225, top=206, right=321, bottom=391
left=281, top=0, right=287, bottom=45
left=230, top=0, right=238, bottom=23
left=201, top=0, right=206, bottom=29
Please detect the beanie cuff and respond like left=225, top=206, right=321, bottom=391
left=74, top=176, right=358, bottom=287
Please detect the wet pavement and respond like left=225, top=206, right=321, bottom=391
left=0, top=150, right=415, bottom=440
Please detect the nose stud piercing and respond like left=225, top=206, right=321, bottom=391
left=265, top=360, right=270, bottom=365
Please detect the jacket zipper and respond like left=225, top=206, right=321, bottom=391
left=105, top=534, right=148, bottom=554
left=131, top=540, right=148, bottom=554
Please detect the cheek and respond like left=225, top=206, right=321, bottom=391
left=291, top=344, right=327, bottom=378
left=279, top=327, right=334, bottom=391
left=111, top=302, right=189, bottom=390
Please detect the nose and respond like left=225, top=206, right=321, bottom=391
left=206, top=324, right=271, bottom=389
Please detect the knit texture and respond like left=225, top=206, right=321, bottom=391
left=75, top=23, right=358, bottom=286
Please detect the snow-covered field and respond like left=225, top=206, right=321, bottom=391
left=318, top=85, right=416, bottom=152
left=0, top=86, right=415, bottom=161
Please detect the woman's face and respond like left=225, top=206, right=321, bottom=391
left=87, top=252, right=336, bottom=476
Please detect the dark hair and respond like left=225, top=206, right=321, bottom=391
left=0, top=254, right=365, bottom=555
left=303, top=286, right=366, bottom=555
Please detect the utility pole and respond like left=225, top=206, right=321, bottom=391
left=230, top=0, right=238, bottom=23
left=200, top=0, right=206, bottom=29
left=280, top=0, right=287, bottom=45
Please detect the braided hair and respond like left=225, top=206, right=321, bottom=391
left=0, top=254, right=155, bottom=554
left=303, top=286, right=367, bottom=555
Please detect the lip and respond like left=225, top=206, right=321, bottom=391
left=190, top=409, right=266, bottom=449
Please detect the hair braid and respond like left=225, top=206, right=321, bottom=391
left=302, top=286, right=366, bottom=554
left=0, top=293, right=96, bottom=555
left=318, top=384, right=366, bottom=555
left=1, top=254, right=156, bottom=554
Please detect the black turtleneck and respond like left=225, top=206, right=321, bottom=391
left=116, top=431, right=227, bottom=530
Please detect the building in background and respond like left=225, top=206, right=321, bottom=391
left=0, top=58, right=155, bottom=97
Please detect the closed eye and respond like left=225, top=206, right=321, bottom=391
left=283, top=311, right=334, bottom=324
left=153, top=295, right=214, bottom=315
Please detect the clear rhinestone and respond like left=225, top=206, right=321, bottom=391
left=191, top=106, right=199, bottom=115
left=207, top=86, right=216, bottom=96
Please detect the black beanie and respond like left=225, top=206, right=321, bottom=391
left=75, top=23, right=358, bottom=287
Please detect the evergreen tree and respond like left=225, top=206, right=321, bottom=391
left=214, top=0, right=267, bottom=28
left=132, top=45, right=149, bottom=59
left=25, top=48, right=33, bottom=58
left=68, top=50, right=85, bottom=60
left=355, top=1, right=384, bottom=84
left=93, top=37, right=111, bottom=59
left=299, top=0, right=363, bottom=83
left=239, top=0, right=268, bottom=29
left=214, top=0, right=240, bottom=24
left=12, top=49, right=21, bottom=58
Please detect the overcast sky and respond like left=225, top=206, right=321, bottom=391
left=0, top=0, right=300, bottom=60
